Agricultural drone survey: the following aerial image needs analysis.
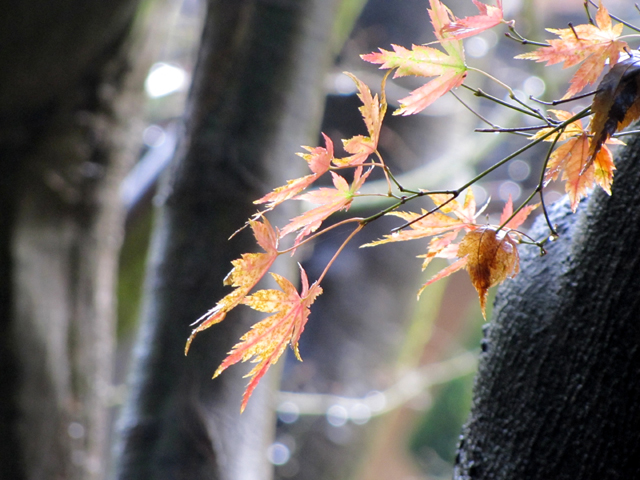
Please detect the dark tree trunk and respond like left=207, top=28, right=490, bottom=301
left=454, top=134, right=640, bottom=479
left=0, top=1, right=167, bottom=478
left=113, top=1, right=339, bottom=479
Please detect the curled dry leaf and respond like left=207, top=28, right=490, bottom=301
left=588, top=51, right=640, bottom=166
left=458, top=227, right=520, bottom=318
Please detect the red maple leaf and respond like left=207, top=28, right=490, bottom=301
left=254, top=133, right=334, bottom=210
left=280, top=167, right=371, bottom=246
left=214, top=265, right=322, bottom=412
left=441, top=0, right=504, bottom=40
left=499, top=195, right=539, bottom=230
left=363, top=189, right=483, bottom=268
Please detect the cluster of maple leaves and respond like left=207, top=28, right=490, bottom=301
left=186, top=0, right=640, bottom=411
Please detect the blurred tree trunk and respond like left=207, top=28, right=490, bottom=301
left=113, top=1, right=339, bottom=479
left=0, top=0, right=165, bottom=478
left=454, top=134, right=640, bottom=479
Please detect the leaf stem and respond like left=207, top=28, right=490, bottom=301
left=315, top=224, right=364, bottom=284
left=530, top=90, right=598, bottom=106
left=462, top=84, right=542, bottom=120
left=468, top=67, right=546, bottom=120
left=536, top=127, right=564, bottom=236
left=450, top=90, right=498, bottom=128
left=278, top=217, right=363, bottom=255
left=505, top=24, right=550, bottom=47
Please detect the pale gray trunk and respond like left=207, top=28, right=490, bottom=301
left=0, top=0, right=168, bottom=478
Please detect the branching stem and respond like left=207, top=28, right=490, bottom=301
left=391, top=107, right=590, bottom=233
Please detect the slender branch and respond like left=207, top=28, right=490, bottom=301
left=463, top=84, right=543, bottom=120
left=537, top=128, right=564, bottom=236
left=360, top=187, right=459, bottom=227
left=315, top=223, right=363, bottom=284
left=583, top=0, right=595, bottom=25
left=476, top=124, right=550, bottom=134
left=613, top=129, right=640, bottom=137
left=450, top=90, right=498, bottom=128
left=505, top=24, right=550, bottom=47
left=391, top=108, right=590, bottom=233
left=468, top=67, right=547, bottom=120
left=586, top=0, right=640, bottom=32
left=278, top=217, right=363, bottom=255
left=374, top=150, right=395, bottom=196
left=530, top=90, right=598, bottom=106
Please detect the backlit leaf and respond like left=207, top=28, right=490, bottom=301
left=280, top=167, right=371, bottom=246
left=185, top=218, right=279, bottom=353
left=516, top=2, right=627, bottom=98
left=499, top=195, right=539, bottom=230
left=441, top=0, right=504, bottom=40
left=540, top=112, right=617, bottom=211
left=337, top=73, right=387, bottom=167
left=254, top=133, right=334, bottom=209
left=214, top=266, right=322, bottom=412
left=457, top=227, right=520, bottom=318
left=361, top=0, right=467, bottom=115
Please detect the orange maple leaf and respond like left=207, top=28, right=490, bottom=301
left=214, top=266, right=322, bottom=412
left=280, top=167, right=371, bottom=246
left=254, top=133, right=334, bottom=210
left=515, top=2, right=628, bottom=98
left=537, top=110, right=616, bottom=211
left=361, top=0, right=467, bottom=115
left=185, top=217, right=279, bottom=353
left=336, top=73, right=387, bottom=167
left=441, top=0, right=504, bottom=40
left=412, top=197, right=536, bottom=317
left=457, top=227, right=520, bottom=318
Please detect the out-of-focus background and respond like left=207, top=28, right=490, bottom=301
left=1, top=0, right=635, bottom=479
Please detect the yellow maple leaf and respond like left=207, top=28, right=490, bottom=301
left=185, top=217, right=279, bottom=353
left=214, top=266, right=322, bottom=412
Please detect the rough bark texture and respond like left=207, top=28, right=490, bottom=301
left=0, top=0, right=164, bottom=478
left=454, top=133, right=640, bottom=479
left=113, top=1, right=338, bottom=479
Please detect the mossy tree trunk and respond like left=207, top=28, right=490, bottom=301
left=454, top=134, right=640, bottom=479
